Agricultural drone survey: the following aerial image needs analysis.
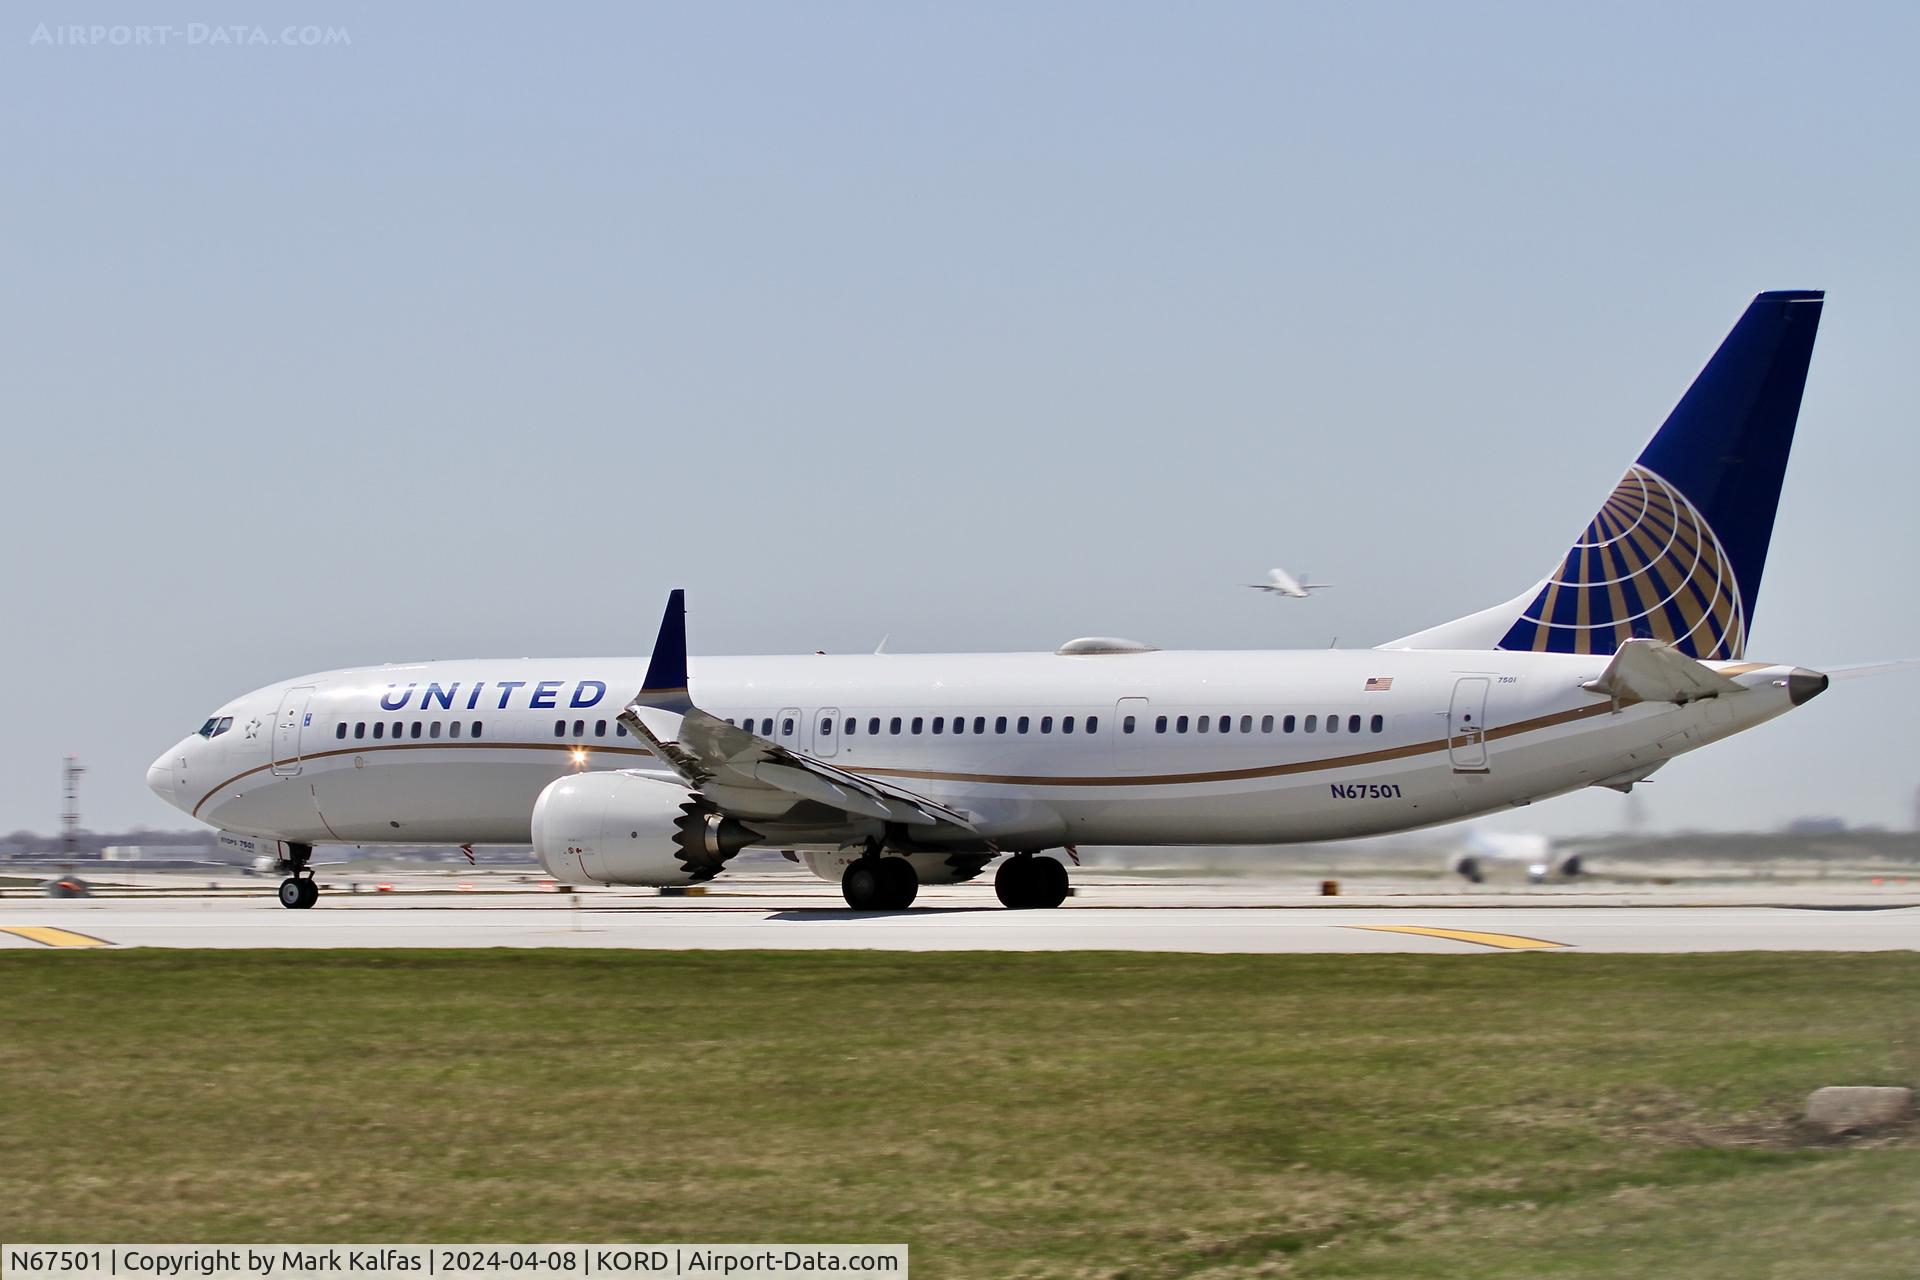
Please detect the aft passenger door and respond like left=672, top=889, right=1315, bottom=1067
left=271, top=686, right=314, bottom=777
left=1447, top=677, right=1491, bottom=773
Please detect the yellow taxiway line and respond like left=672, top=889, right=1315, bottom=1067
left=1345, top=924, right=1568, bottom=951
left=0, top=925, right=113, bottom=948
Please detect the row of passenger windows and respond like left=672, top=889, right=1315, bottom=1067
left=719, top=711, right=1386, bottom=739
left=729, top=713, right=1104, bottom=738
left=329, top=710, right=1384, bottom=745
left=1127, top=712, right=1385, bottom=735
left=554, top=719, right=631, bottom=739
left=336, top=721, right=485, bottom=741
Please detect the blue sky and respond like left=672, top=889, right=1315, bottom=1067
left=3, top=2, right=1917, bottom=835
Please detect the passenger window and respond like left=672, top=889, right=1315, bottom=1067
left=1017, top=716, right=1030, bottom=734
left=1371, top=714, right=1385, bottom=733
left=1063, top=715, right=1075, bottom=734
left=760, top=718, right=773, bottom=735
left=952, top=716, right=965, bottom=736
left=430, top=722, right=442, bottom=740
left=1123, top=715, right=1135, bottom=734
left=1086, top=716, right=1097, bottom=734
left=911, top=716, right=924, bottom=734
left=932, top=716, right=944, bottom=734
left=1040, top=716, right=1052, bottom=734
left=573, top=719, right=586, bottom=737
left=450, top=722, right=462, bottom=739
left=336, top=723, right=347, bottom=740
left=820, top=718, right=832, bottom=736
left=782, top=717, right=795, bottom=736
left=472, top=721, right=484, bottom=739
left=869, top=717, right=881, bottom=735
left=554, top=720, right=566, bottom=737
left=1177, top=715, right=1190, bottom=733
left=974, top=716, right=987, bottom=734
left=890, top=717, right=902, bottom=735
left=844, top=717, right=855, bottom=735
left=373, top=722, right=385, bottom=740
left=593, top=720, right=604, bottom=737
left=355, top=722, right=366, bottom=739
left=1199, top=715, right=1211, bottom=734
left=1241, top=715, right=1253, bottom=733
left=1284, top=714, right=1296, bottom=733
left=1349, top=714, right=1362, bottom=734
left=995, top=716, right=1008, bottom=734
left=1156, top=715, right=1168, bottom=733
left=616, top=722, right=627, bottom=736
left=1261, top=714, right=1273, bottom=733
left=1305, top=715, right=1317, bottom=732
left=411, top=722, right=423, bottom=739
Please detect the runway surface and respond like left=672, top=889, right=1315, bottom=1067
left=3, top=874, right=1917, bottom=952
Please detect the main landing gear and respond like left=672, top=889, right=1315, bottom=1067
left=841, top=849, right=919, bottom=912
left=995, top=853, right=1069, bottom=909
left=277, top=842, right=318, bottom=910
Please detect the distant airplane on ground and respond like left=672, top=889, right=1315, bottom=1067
left=1248, top=568, right=1331, bottom=598
left=1449, top=829, right=1590, bottom=884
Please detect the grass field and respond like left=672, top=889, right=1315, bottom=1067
left=1, top=951, right=1915, bottom=1278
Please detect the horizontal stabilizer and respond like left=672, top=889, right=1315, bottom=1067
left=1581, top=639, right=1742, bottom=706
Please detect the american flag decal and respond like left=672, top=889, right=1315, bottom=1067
left=1364, top=677, right=1394, bottom=692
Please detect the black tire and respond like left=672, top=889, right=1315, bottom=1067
left=1031, top=856, right=1069, bottom=909
left=994, top=855, right=1035, bottom=909
left=875, top=857, right=919, bottom=911
left=841, top=860, right=884, bottom=910
left=278, top=878, right=306, bottom=910
left=296, top=878, right=319, bottom=909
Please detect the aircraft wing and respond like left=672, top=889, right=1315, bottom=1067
left=617, top=591, right=976, bottom=832
left=1581, top=639, right=1743, bottom=706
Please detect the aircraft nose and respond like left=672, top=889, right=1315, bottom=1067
left=147, top=751, right=176, bottom=803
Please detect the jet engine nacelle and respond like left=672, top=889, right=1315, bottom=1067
left=531, top=771, right=756, bottom=886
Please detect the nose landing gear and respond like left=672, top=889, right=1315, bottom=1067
left=276, top=842, right=318, bottom=909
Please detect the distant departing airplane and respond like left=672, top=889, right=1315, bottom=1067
left=1248, top=568, right=1331, bottom=598
left=151, top=291, right=1893, bottom=914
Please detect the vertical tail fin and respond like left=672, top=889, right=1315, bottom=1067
left=1388, top=291, right=1824, bottom=658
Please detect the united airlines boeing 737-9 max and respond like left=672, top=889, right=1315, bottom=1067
left=150, top=292, right=1858, bottom=910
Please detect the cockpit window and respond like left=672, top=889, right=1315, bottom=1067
left=197, top=717, right=234, bottom=739
left=215, top=716, right=233, bottom=737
